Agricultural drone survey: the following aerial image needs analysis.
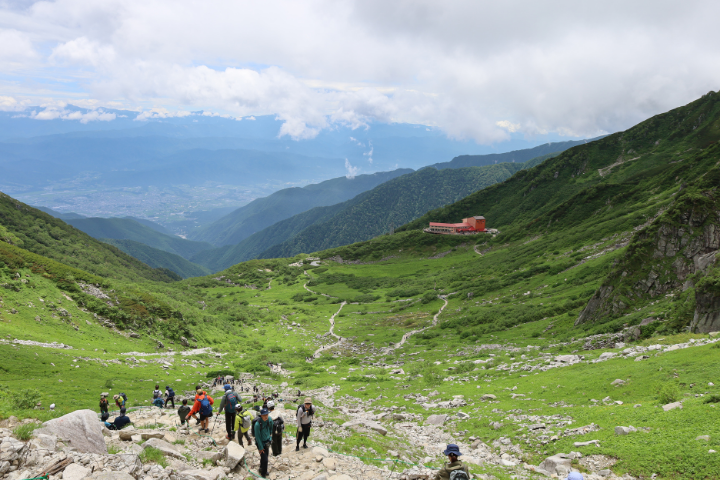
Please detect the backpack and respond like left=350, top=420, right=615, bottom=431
left=297, top=404, right=314, bottom=419
left=167, top=388, right=175, bottom=397
left=273, top=416, right=284, bottom=435
left=153, top=390, right=161, bottom=399
left=225, top=392, right=239, bottom=411
left=120, top=393, right=127, bottom=402
left=199, top=395, right=212, bottom=416
left=241, top=412, right=252, bottom=430
left=449, top=469, right=469, bottom=480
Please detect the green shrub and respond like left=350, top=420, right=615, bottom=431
left=140, top=446, right=168, bottom=467
left=13, top=422, right=40, bottom=440
left=12, top=389, right=42, bottom=410
left=657, top=382, right=680, bottom=404
left=205, top=369, right=234, bottom=379
left=107, top=445, right=121, bottom=454
left=704, top=395, right=720, bottom=404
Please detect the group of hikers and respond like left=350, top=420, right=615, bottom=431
left=96, top=384, right=584, bottom=480
left=178, top=384, right=316, bottom=478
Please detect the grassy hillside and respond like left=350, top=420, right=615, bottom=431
left=259, top=163, right=524, bottom=260
left=429, top=137, right=599, bottom=169
left=102, top=238, right=211, bottom=279
left=189, top=168, right=413, bottom=246
left=2, top=94, right=720, bottom=480
left=0, top=193, right=176, bottom=282
left=66, top=217, right=213, bottom=260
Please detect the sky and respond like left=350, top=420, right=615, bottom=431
left=1, top=0, right=719, bottom=143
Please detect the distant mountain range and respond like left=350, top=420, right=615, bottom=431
left=101, top=239, right=210, bottom=278
left=189, top=169, right=413, bottom=246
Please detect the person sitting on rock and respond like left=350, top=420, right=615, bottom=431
left=152, top=396, right=164, bottom=408
left=108, top=408, right=132, bottom=430
left=434, top=444, right=470, bottom=480
left=254, top=408, right=273, bottom=478
left=178, top=399, right=191, bottom=426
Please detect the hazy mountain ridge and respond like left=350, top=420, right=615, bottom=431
left=190, top=168, right=414, bottom=246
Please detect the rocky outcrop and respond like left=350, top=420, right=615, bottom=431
left=577, top=174, right=720, bottom=326
left=691, top=289, right=720, bottom=333
left=34, top=409, right=106, bottom=455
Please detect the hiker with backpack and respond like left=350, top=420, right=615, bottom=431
left=267, top=400, right=285, bottom=456
left=99, top=394, right=109, bottom=415
left=178, top=399, right=191, bottom=426
left=254, top=408, right=273, bottom=478
left=234, top=405, right=254, bottom=447
left=113, top=393, right=127, bottom=410
left=295, top=397, right=315, bottom=451
left=164, top=385, right=176, bottom=408
left=188, top=388, right=214, bottom=433
left=217, top=384, right=241, bottom=440
left=153, top=385, right=162, bottom=401
left=434, top=444, right=470, bottom=480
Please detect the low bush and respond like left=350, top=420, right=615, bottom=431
left=13, top=422, right=40, bottom=440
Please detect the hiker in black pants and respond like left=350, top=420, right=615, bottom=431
left=164, top=385, right=175, bottom=408
left=217, top=384, right=240, bottom=440
left=254, top=408, right=273, bottom=478
left=267, top=400, right=284, bottom=456
left=295, top=397, right=315, bottom=451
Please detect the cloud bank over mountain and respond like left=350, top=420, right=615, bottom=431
left=2, top=0, right=720, bottom=142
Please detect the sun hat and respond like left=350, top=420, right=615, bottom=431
left=224, top=384, right=232, bottom=390
left=565, top=473, right=584, bottom=480
left=442, top=444, right=462, bottom=456
left=304, top=397, right=312, bottom=404
left=260, top=408, right=269, bottom=415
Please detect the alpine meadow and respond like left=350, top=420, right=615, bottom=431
left=3, top=3, right=720, bottom=480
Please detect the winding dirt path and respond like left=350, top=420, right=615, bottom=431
left=303, top=271, right=335, bottom=298
left=382, top=295, right=450, bottom=354
left=311, top=301, right=347, bottom=359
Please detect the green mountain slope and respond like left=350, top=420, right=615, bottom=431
left=65, top=217, right=213, bottom=260
left=258, top=163, right=526, bottom=260
left=401, top=91, right=720, bottom=236
left=101, top=238, right=210, bottom=279
left=189, top=168, right=413, bottom=246
left=429, top=137, right=600, bottom=169
left=190, top=202, right=345, bottom=272
left=0, top=193, right=177, bottom=282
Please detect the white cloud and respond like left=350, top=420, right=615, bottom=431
left=344, top=158, right=359, bottom=179
left=135, top=108, right=191, bottom=121
left=363, top=142, right=373, bottom=163
left=29, top=107, right=116, bottom=123
left=3, top=1, right=720, bottom=142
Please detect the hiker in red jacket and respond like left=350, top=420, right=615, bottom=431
left=188, top=389, right=214, bottom=433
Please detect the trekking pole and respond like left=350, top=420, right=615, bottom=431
left=211, top=414, right=219, bottom=436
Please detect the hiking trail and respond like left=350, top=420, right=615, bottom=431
left=311, top=301, right=347, bottom=359
left=303, top=270, right=335, bottom=298
left=382, top=295, right=449, bottom=353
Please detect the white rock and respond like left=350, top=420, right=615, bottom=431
left=30, top=434, right=57, bottom=452
left=312, top=447, right=329, bottom=457
left=663, top=402, right=682, bottom=412
left=425, top=414, right=447, bottom=426
left=177, top=468, right=225, bottom=480
left=62, top=464, right=90, bottom=480
left=539, top=454, right=571, bottom=475
left=222, top=442, right=245, bottom=470
left=93, top=473, right=135, bottom=480
left=34, top=409, right=107, bottom=454
left=142, top=438, right=185, bottom=459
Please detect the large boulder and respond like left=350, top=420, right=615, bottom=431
left=222, top=442, right=245, bottom=470
left=425, top=414, right=447, bottom=426
left=34, top=409, right=106, bottom=454
left=142, top=438, right=184, bottom=459
left=539, top=454, right=572, bottom=476
left=30, top=434, right=57, bottom=452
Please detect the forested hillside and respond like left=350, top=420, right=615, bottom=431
left=66, top=217, right=213, bottom=260
left=0, top=194, right=177, bottom=282
left=258, top=163, right=524, bottom=260
left=102, top=238, right=210, bottom=278
left=190, top=168, right=412, bottom=246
